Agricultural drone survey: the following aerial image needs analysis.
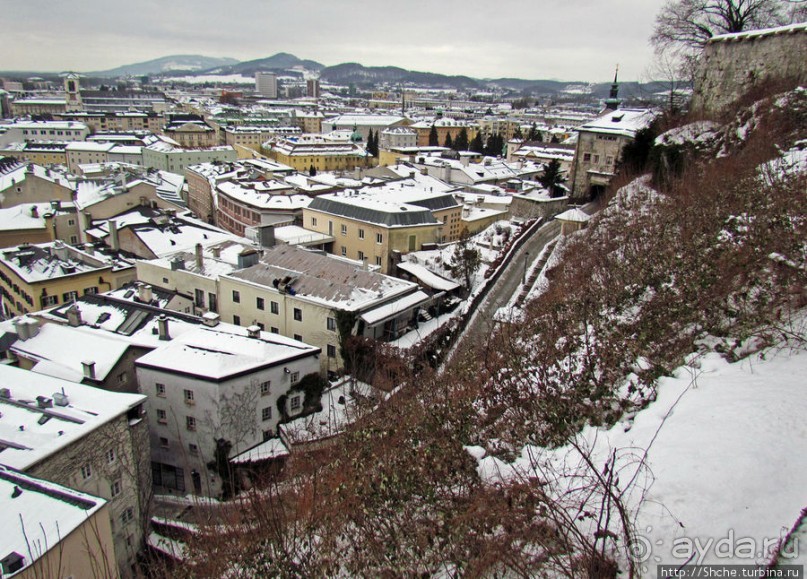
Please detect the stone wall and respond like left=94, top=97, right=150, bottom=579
left=692, top=23, right=807, bottom=113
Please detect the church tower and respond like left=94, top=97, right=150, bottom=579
left=64, top=73, right=83, bottom=112
left=603, top=65, right=621, bottom=112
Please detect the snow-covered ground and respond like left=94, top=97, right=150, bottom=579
left=473, top=335, right=807, bottom=572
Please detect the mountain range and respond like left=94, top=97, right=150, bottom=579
left=3, top=52, right=669, bottom=99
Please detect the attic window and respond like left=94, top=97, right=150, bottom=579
left=611, top=114, right=624, bottom=122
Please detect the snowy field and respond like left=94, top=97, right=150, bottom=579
left=473, top=335, right=807, bottom=571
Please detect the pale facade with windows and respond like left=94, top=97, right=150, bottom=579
left=219, top=244, right=430, bottom=377
left=135, top=324, right=319, bottom=498
left=0, top=241, right=135, bottom=318
left=0, top=365, right=149, bottom=577
left=568, top=108, right=655, bottom=199
left=303, top=191, right=448, bottom=273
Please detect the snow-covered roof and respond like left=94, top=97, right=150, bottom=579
left=577, top=108, right=656, bottom=138
left=0, top=202, right=74, bottom=232
left=360, top=290, right=430, bottom=326
left=0, top=466, right=107, bottom=575
left=0, top=242, right=124, bottom=283
left=279, top=378, right=375, bottom=445
left=11, top=322, right=130, bottom=383
left=216, top=181, right=311, bottom=211
left=307, top=192, right=440, bottom=228
left=135, top=325, right=319, bottom=381
left=228, top=245, right=418, bottom=312
left=273, top=225, right=334, bottom=247
left=0, top=364, right=146, bottom=471
left=397, top=262, right=458, bottom=292
left=555, top=208, right=591, bottom=223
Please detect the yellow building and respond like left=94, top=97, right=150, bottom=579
left=303, top=188, right=454, bottom=274
left=264, top=136, right=372, bottom=172
left=1, top=466, right=119, bottom=579
left=411, top=119, right=479, bottom=147
left=0, top=142, right=68, bottom=166
left=0, top=241, right=135, bottom=317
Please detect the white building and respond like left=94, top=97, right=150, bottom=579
left=135, top=323, right=320, bottom=497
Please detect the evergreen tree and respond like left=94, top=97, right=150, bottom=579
left=470, top=131, right=484, bottom=154
left=513, top=125, right=524, bottom=140
left=450, top=229, right=481, bottom=291
left=309, top=164, right=317, bottom=176
left=539, top=159, right=565, bottom=197
left=484, top=134, right=504, bottom=157
left=444, top=132, right=453, bottom=149
left=428, top=124, right=439, bottom=146
left=527, top=123, right=543, bottom=142
left=454, top=127, right=469, bottom=151
left=366, top=129, right=379, bottom=156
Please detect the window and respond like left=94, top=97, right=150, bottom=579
left=111, top=479, right=122, bottom=497
left=41, top=295, right=58, bottom=307
left=327, top=317, right=336, bottom=331
left=583, top=153, right=591, bottom=162
left=260, top=381, right=271, bottom=396
left=311, top=217, right=317, bottom=227
left=269, top=300, right=279, bottom=315
left=120, top=508, right=134, bottom=525
left=233, top=315, right=241, bottom=325
left=189, top=443, right=199, bottom=456
left=341, top=224, right=347, bottom=236
left=156, top=383, right=166, bottom=397
left=186, top=416, right=196, bottom=431
left=257, top=322, right=264, bottom=331
left=270, top=327, right=279, bottom=334
left=290, top=371, right=300, bottom=384
left=358, top=250, right=365, bottom=261
left=83, top=286, right=98, bottom=295
left=159, top=437, right=169, bottom=448
left=290, top=395, right=301, bottom=410
left=209, top=292, right=218, bottom=313
left=293, top=308, right=302, bottom=321
left=261, top=407, right=272, bottom=421
left=358, top=228, right=365, bottom=239
left=375, top=256, right=382, bottom=266
left=80, top=464, right=92, bottom=480
left=183, top=389, right=194, bottom=404
left=157, top=409, right=167, bottom=424
left=294, top=333, right=303, bottom=342
left=256, top=297, right=265, bottom=310
left=106, top=449, right=116, bottom=464
left=232, top=290, right=240, bottom=303
left=327, top=344, right=337, bottom=358
left=376, top=232, right=383, bottom=244
left=62, top=291, right=79, bottom=303
left=341, top=246, right=347, bottom=256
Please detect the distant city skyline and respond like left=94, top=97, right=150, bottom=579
left=6, top=0, right=667, bottom=82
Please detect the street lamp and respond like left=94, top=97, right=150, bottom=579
left=523, top=251, right=530, bottom=285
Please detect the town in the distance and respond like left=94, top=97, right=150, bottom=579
left=0, top=4, right=805, bottom=577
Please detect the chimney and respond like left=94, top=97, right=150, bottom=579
left=30, top=205, right=38, bottom=218
left=12, top=318, right=29, bottom=341
left=211, top=246, right=221, bottom=259
left=202, top=312, right=220, bottom=327
left=81, top=360, right=96, bottom=380
left=362, top=256, right=369, bottom=271
left=247, top=325, right=261, bottom=339
left=66, top=304, right=82, bottom=327
left=53, top=390, right=69, bottom=407
left=460, top=155, right=469, bottom=167
left=157, top=315, right=170, bottom=340
left=195, top=243, right=204, bottom=270
left=138, top=284, right=153, bottom=303
left=36, top=396, right=53, bottom=409
left=108, top=220, right=119, bottom=251
left=442, top=165, right=451, bottom=182
left=0, top=388, right=11, bottom=399
left=50, top=199, right=61, bottom=211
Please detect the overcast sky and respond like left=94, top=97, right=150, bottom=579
left=6, top=0, right=668, bottom=82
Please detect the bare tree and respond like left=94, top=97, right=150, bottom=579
left=653, top=0, right=791, bottom=52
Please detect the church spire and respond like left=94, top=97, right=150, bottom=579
left=604, top=64, right=621, bottom=112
